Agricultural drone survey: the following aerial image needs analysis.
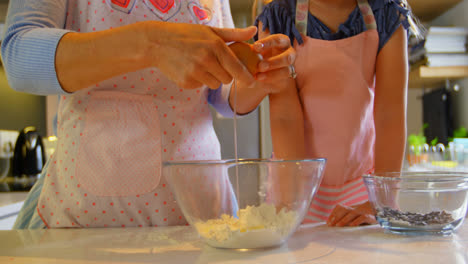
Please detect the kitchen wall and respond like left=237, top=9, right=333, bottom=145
left=0, top=68, right=47, bottom=135
left=0, top=0, right=47, bottom=136
left=213, top=0, right=263, bottom=160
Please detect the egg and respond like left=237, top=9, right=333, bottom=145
left=228, top=42, right=263, bottom=75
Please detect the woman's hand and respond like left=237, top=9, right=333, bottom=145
left=146, top=22, right=258, bottom=90
left=327, top=201, right=377, bottom=227
left=56, top=22, right=257, bottom=93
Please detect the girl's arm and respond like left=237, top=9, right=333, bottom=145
left=256, top=22, right=305, bottom=209
left=230, top=25, right=298, bottom=115
left=257, top=22, right=305, bottom=159
left=269, top=82, right=305, bottom=159
left=374, top=25, right=408, bottom=173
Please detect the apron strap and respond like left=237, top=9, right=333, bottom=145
left=295, top=0, right=377, bottom=36
left=295, top=0, right=309, bottom=36
left=356, top=0, right=377, bottom=30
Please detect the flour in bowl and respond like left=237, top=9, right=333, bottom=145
left=194, top=203, right=298, bottom=248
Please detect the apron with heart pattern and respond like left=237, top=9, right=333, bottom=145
left=37, top=0, right=236, bottom=228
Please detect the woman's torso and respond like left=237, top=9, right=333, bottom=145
left=37, top=0, right=232, bottom=228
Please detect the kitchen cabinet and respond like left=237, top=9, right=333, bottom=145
left=409, top=0, right=462, bottom=22
left=1, top=222, right=467, bottom=263
left=409, top=66, right=468, bottom=88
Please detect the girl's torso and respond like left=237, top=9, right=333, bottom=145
left=292, top=0, right=379, bottom=187
left=268, top=0, right=380, bottom=222
left=256, top=0, right=408, bottom=222
left=307, top=0, right=359, bottom=33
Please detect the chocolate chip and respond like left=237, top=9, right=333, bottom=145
left=376, top=207, right=454, bottom=226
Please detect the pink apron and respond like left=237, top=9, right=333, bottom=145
left=294, top=0, right=379, bottom=223
left=37, top=0, right=234, bottom=228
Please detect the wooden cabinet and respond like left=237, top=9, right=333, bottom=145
left=409, top=0, right=462, bottom=22
left=409, top=66, right=468, bottom=88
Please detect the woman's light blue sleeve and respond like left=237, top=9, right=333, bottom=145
left=207, top=0, right=236, bottom=118
left=208, top=83, right=235, bottom=118
left=1, top=0, right=71, bottom=95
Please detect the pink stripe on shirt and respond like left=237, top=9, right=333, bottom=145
left=303, top=177, right=369, bottom=223
left=314, top=186, right=367, bottom=206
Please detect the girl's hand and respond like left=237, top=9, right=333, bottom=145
left=228, top=31, right=297, bottom=115
left=146, top=22, right=258, bottom=90
left=327, top=201, right=377, bottom=227
left=253, top=34, right=296, bottom=94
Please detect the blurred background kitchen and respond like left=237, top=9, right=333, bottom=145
left=0, top=0, right=467, bottom=228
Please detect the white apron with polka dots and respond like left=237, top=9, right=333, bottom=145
left=37, top=0, right=235, bottom=228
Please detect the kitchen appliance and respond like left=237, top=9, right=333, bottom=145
left=11, top=127, right=46, bottom=191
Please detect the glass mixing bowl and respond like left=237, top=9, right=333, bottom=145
left=163, top=158, right=326, bottom=249
left=363, top=171, right=468, bottom=236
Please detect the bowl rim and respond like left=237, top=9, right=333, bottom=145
left=163, top=158, right=327, bottom=166
left=363, top=171, right=468, bottom=182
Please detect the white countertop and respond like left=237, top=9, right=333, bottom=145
left=1, top=222, right=467, bottom=264
left=0, top=192, right=28, bottom=230
left=0, top=192, right=28, bottom=208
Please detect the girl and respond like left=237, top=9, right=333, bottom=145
left=2, top=0, right=296, bottom=229
left=254, top=0, right=419, bottom=226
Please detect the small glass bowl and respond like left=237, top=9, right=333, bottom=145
left=363, top=171, right=468, bottom=236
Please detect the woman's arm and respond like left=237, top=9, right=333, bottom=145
left=2, top=0, right=258, bottom=94
left=58, top=22, right=258, bottom=93
left=1, top=0, right=69, bottom=95
left=374, top=25, right=408, bottom=173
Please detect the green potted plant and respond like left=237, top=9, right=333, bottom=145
left=451, top=127, right=468, bottom=147
left=407, top=124, right=428, bottom=166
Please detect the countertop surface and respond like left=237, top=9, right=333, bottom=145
left=0, top=192, right=28, bottom=208
left=1, top=222, right=467, bottom=264
left=0, top=192, right=28, bottom=230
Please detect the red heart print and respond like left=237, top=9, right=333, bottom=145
left=111, top=0, right=131, bottom=8
left=298, top=3, right=308, bottom=11
left=297, top=12, right=306, bottom=21
left=145, top=0, right=181, bottom=21
left=192, top=6, right=208, bottom=20
left=109, top=0, right=136, bottom=13
left=148, top=0, right=175, bottom=14
left=187, top=2, right=212, bottom=24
